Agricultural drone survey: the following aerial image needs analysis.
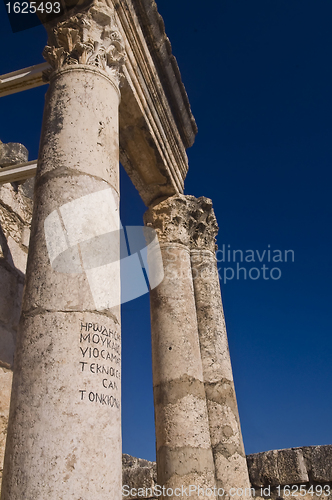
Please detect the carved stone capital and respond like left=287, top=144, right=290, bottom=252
left=43, top=2, right=126, bottom=84
left=144, top=194, right=219, bottom=252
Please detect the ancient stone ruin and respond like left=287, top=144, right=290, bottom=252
left=0, top=0, right=331, bottom=499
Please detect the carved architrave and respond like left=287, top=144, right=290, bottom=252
left=43, top=2, right=126, bottom=83
left=144, top=194, right=219, bottom=252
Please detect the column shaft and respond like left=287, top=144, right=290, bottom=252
left=191, top=248, right=252, bottom=498
left=145, top=196, right=217, bottom=499
left=1, top=7, right=125, bottom=499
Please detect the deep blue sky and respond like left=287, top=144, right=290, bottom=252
left=1, top=0, right=332, bottom=461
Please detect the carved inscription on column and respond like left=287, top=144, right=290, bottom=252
left=78, top=321, right=121, bottom=408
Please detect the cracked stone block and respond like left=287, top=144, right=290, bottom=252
left=122, top=454, right=157, bottom=500
left=0, top=141, right=28, bottom=167
left=247, top=450, right=279, bottom=487
left=0, top=184, right=33, bottom=225
left=302, top=445, right=332, bottom=482
left=247, top=447, right=332, bottom=488
left=277, top=448, right=309, bottom=484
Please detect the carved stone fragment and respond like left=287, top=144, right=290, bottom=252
left=43, top=2, right=126, bottom=83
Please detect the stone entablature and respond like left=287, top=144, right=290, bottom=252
left=131, top=0, right=197, bottom=150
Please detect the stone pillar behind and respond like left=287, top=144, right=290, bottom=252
left=0, top=141, right=32, bottom=494
left=190, top=198, right=251, bottom=499
left=144, top=195, right=216, bottom=499
left=1, top=6, right=125, bottom=500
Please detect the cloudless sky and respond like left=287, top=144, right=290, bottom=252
left=0, top=0, right=332, bottom=461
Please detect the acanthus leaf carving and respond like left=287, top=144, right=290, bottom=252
left=144, top=194, right=219, bottom=252
left=43, top=2, right=126, bottom=84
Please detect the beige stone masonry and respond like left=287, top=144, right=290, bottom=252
left=188, top=196, right=252, bottom=499
left=0, top=142, right=33, bottom=492
left=119, top=446, right=332, bottom=500
left=1, top=4, right=124, bottom=499
left=144, top=195, right=216, bottom=499
left=0, top=0, right=197, bottom=204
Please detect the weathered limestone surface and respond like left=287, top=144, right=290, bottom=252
left=131, top=0, right=197, bottom=150
left=0, top=141, right=28, bottom=167
left=1, top=5, right=124, bottom=500
left=0, top=142, right=33, bottom=489
left=0, top=368, right=12, bottom=492
left=1, top=2, right=330, bottom=499
left=122, top=454, right=157, bottom=500
left=247, top=445, right=332, bottom=487
left=0, top=181, right=31, bottom=364
left=248, top=446, right=332, bottom=500
left=189, top=197, right=251, bottom=499
left=144, top=195, right=216, bottom=499
left=31, top=0, right=197, bottom=206
left=144, top=194, right=251, bottom=498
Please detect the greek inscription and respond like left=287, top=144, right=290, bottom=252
left=88, top=391, right=120, bottom=408
left=92, top=333, right=121, bottom=352
left=80, top=332, right=120, bottom=354
left=89, top=363, right=121, bottom=378
left=80, top=321, right=120, bottom=341
left=79, top=390, right=86, bottom=400
left=79, top=346, right=120, bottom=364
left=79, top=321, right=121, bottom=407
left=102, top=379, right=118, bottom=390
left=79, top=362, right=120, bottom=380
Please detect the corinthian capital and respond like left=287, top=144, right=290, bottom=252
left=144, top=194, right=219, bottom=252
left=43, top=1, right=126, bottom=83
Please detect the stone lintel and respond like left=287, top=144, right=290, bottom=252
left=113, top=0, right=196, bottom=205
left=0, top=63, right=50, bottom=97
left=130, top=0, right=197, bottom=150
left=0, top=161, right=37, bottom=185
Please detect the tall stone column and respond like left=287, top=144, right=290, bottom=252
left=190, top=198, right=252, bottom=499
left=1, top=5, right=125, bottom=500
left=144, top=195, right=217, bottom=499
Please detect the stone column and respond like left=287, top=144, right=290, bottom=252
left=190, top=198, right=252, bottom=499
left=1, top=6, right=125, bottom=500
left=144, top=194, right=217, bottom=499
left=0, top=141, right=32, bottom=496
